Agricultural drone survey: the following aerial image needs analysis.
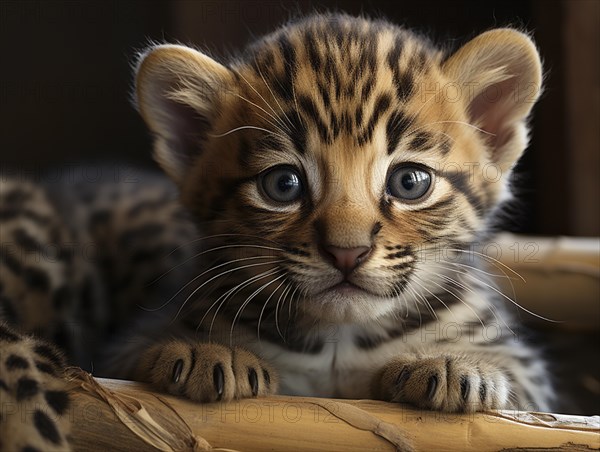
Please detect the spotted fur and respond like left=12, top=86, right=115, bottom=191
left=1, top=14, right=553, bottom=450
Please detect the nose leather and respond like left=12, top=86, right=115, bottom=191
left=322, top=245, right=371, bottom=274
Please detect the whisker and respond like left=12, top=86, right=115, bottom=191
left=229, top=271, right=287, bottom=343
left=255, top=64, right=295, bottom=130
left=405, top=282, right=438, bottom=322
left=141, top=255, right=282, bottom=312
left=275, top=282, right=294, bottom=340
left=442, top=248, right=526, bottom=282
left=206, top=268, right=282, bottom=341
left=162, top=232, right=285, bottom=259
left=290, top=79, right=305, bottom=128
left=459, top=271, right=563, bottom=323
left=409, top=120, right=496, bottom=136
left=205, top=267, right=280, bottom=342
left=171, top=259, right=286, bottom=322
left=411, top=274, right=460, bottom=324
left=257, top=277, right=288, bottom=341
left=148, top=243, right=285, bottom=284
left=209, top=125, right=288, bottom=141
left=236, top=71, right=291, bottom=133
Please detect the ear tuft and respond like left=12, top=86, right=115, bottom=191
left=135, top=45, right=234, bottom=184
left=443, top=29, right=543, bottom=172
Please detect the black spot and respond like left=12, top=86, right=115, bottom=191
left=298, top=95, right=329, bottom=143
left=0, top=324, right=20, bottom=342
left=273, top=36, right=296, bottom=102
left=385, top=246, right=413, bottom=260
left=283, top=246, right=310, bottom=257
left=13, top=229, right=44, bottom=253
left=3, top=189, right=32, bottom=205
left=355, top=334, right=385, bottom=350
left=6, top=354, right=29, bottom=370
left=45, top=390, right=70, bottom=415
left=0, top=207, right=19, bottom=221
left=21, top=446, right=42, bottom=452
left=386, top=111, right=412, bottom=155
left=35, top=360, right=56, bottom=375
left=427, top=197, right=454, bottom=213
left=33, top=409, right=61, bottom=444
left=439, top=138, right=452, bottom=155
left=386, top=41, right=403, bottom=72
left=443, top=171, right=484, bottom=215
left=359, top=93, right=392, bottom=145
left=16, top=377, right=39, bottom=400
left=0, top=250, right=23, bottom=275
left=305, top=33, right=321, bottom=71
left=318, top=83, right=330, bottom=110
left=33, top=344, right=63, bottom=367
left=23, top=267, right=51, bottom=292
left=408, top=132, right=432, bottom=150
left=391, top=262, right=414, bottom=271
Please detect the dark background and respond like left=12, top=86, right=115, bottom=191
left=1, top=0, right=598, bottom=236
left=0, top=0, right=598, bottom=415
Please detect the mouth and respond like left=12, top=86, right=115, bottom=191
left=320, top=280, right=376, bottom=297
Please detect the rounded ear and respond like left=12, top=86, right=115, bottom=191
left=135, top=45, right=235, bottom=184
left=443, top=29, right=543, bottom=172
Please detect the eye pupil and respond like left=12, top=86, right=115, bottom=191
left=278, top=174, right=298, bottom=192
left=387, top=165, right=432, bottom=201
left=401, top=173, right=417, bottom=190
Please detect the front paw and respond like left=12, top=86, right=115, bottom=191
left=375, top=355, right=509, bottom=412
left=139, top=341, right=277, bottom=402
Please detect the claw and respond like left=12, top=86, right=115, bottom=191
left=460, top=376, right=470, bottom=401
left=248, top=368, right=258, bottom=396
left=395, top=367, right=411, bottom=391
left=172, top=359, right=184, bottom=383
left=213, top=363, right=224, bottom=400
left=262, top=368, right=270, bottom=388
left=426, top=375, right=438, bottom=400
left=479, top=380, right=487, bottom=403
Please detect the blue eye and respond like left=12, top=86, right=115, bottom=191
left=387, top=165, right=432, bottom=200
left=260, top=166, right=303, bottom=203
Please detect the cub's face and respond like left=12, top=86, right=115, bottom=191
left=136, top=15, right=542, bottom=323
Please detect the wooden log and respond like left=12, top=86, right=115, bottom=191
left=66, top=370, right=600, bottom=452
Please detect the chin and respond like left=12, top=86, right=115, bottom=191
left=301, top=285, right=397, bottom=324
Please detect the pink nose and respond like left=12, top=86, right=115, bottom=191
left=321, top=245, right=371, bottom=274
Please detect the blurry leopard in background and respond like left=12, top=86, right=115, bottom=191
left=0, top=13, right=554, bottom=451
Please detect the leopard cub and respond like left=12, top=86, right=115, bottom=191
left=1, top=13, right=553, bottom=451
